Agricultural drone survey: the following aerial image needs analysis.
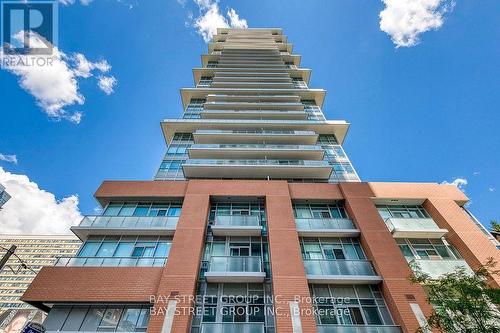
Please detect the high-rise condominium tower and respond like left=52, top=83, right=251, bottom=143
left=22, top=28, right=499, bottom=333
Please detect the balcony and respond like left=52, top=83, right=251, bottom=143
left=410, top=259, right=473, bottom=279
left=317, top=325, right=401, bottom=333
left=204, top=101, right=304, bottom=111
left=182, top=159, right=332, bottom=179
left=212, top=215, right=262, bottom=236
left=54, top=256, right=166, bottom=267
left=304, top=260, right=382, bottom=284
left=205, top=256, right=266, bottom=282
left=295, top=218, right=360, bottom=237
left=200, top=323, right=265, bottom=333
left=71, top=215, right=178, bottom=239
left=384, top=218, right=448, bottom=238
left=193, top=129, right=318, bottom=144
left=200, top=110, right=308, bottom=120
left=188, top=144, right=324, bottom=160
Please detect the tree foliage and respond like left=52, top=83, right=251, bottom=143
left=410, top=258, right=500, bottom=333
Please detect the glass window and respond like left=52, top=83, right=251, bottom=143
left=133, top=205, right=150, bottom=217
left=81, top=306, right=105, bottom=331
left=103, top=204, right=121, bottom=216
left=117, top=308, right=140, bottom=332
left=96, top=242, right=118, bottom=257
left=62, top=306, right=88, bottom=331
left=79, top=242, right=100, bottom=257
left=114, top=243, right=134, bottom=257
left=118, top=204, right=135, bottom=216
left=99, top=307, right=123, bottom=331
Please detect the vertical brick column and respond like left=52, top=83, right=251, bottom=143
left=424, top=198, right=500, bottom=287
left=339, top=183, right=432, bottom=333
left=147, top=184, right=210, bottom=333
left=266, top=190, right=317, bottom=333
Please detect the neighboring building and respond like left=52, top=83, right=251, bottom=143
left=0, top=185, right=10, bottom=210
left=21, top=28, right=500, bottom=333
left=0, top=235, right=80, bottom=333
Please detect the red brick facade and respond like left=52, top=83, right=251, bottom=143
left=22, top=180, right=497, bottom=333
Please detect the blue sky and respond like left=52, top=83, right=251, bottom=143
left=0, top=0, right=499, bottom=233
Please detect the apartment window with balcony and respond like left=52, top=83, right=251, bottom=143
left=317, top=134, right=338, bottom=145
left=309, top=284, right=395, bottom=327
left=293, top=203, right=348, bottom=220
left=43, top=304, right=151, bottom=332
left=324, top=146, right=346, bottom=159
left=103, top=203, right=182, bottom=217
left=209, top=202, right=266, bottom=228
left=396, top=238, right=462, bottom=261
left=292, top=77, right=307, bottom=89
left=190, top=283, right=274, bottom=333
left=186, top=98, right=206, bottom=113
left=285, top=62, right=296, bottom=69
left=172, top=132, right=194, bottom=142
left=376, top=205, right=430, bottom=219
left=54, top=235, right=172, bottom=267
left=300, top=237, right=365, bottom=261
left=201, top=236, right=270, bottom=278
left=207, top=61, right=218, bottom=68
left=198, top=76, right=213, bottom=87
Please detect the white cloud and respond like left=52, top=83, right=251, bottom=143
left=1, top=31, right=116, bottom=123
left=441, top=177, right=467, bottom=190
left=190, top=0, right=248, bottom=43
left=473, top=171, right=480, bottom=175
left=489, top=187, right=495, bottom=192
left=0, top=154, right=18, bottom=164
left=379, top=0, right=455, bottom=47
left=97, top=75, right=117, bottom=95
left=227, top=8, right=247, bottom=29
left=0, top=167, right=82, bottom=234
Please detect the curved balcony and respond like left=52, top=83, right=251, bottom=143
left=205, top=256, right=266, bottom=283
left=71, top=215, right=178, bottom=239
left=295, top=218, right=360, bottom=237
left=212, top=215, right=262, bottom=236
left=384, top=218, right=448, bottom=238
left=54, top=256, right=166, bottom=267
left=182, top=159, right=332, bottom=179
left=304, top=259, right=382, bottom=284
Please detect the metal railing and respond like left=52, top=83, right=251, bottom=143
left=303, top=259, right=377, bottom=276
left=200, top=323, right=265, bottom=333
left=384, top=217, right=442, bottom=233
left=208, top=256, right=263, bottom=273
left=77, top=215, right=178, bottom=229
left=295, top=218, right=356, bottom=231
left=214, top=215, right=260, bottom=227
left=54, top=256, right=166, bottom=267
left=317, top=325, right=401, bottom=333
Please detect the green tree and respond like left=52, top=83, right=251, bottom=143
left=491, top=220, right=500, bottom=233
left=410, top=258, right=500, bottom=333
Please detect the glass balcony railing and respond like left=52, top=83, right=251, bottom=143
left=190, top=144, right=322, bottom=151
left=200, top=323, right=265, bottom=333
left=317, top=325, right=401, bottom=333
left=77, top=215, right=178, bottom=229
left=295, top=218, right=356, bottom=231
left=214, top=215, right=260, bottom=227
left=194, top=129, right=316, bottom=136
left=54, top=256, right=166, bottom=267
left=411, top=259, right=473, bottom=279
left=208, top=256, right=263, bottom=273
left=384, top=218, right=447, bottom=238
left=303, top=259, right=378, bottom=277
left=184, top=159, right=330, bottom=167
